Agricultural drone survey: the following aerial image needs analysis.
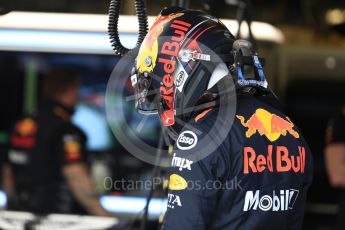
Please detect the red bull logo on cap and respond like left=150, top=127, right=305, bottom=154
left=236, top=108, right=300, bottom=142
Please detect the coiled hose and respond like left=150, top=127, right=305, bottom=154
left=108, top=0, right=149, bottom=56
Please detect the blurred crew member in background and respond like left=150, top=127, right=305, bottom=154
left=325, top=105, right=345, bottom=230
left=3, top=68, right=110, bottom=216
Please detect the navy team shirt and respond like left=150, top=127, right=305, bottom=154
left=162, top=95, right=313, bottom=230
left=7, top=99, right=87, bottom=214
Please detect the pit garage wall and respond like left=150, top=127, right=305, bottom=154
left=277, top=44, right=345, bottom=100
left=277, top=44, right=345, bottom=228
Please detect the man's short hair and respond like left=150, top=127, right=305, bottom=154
left=43, top=68, right=80, bottom=98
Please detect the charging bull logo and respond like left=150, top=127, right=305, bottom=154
left=137, top=12, right=184, bottom=73
left=236, top=108, right=299, bottom=142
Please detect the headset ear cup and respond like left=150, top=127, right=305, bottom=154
left=233, top=39, right=254, bottom=56
left=231, top=39, right=270, bottom=93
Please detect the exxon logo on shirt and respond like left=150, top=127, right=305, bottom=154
left=176, top=130, right=198, bottom=150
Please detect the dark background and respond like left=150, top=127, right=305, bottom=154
left=1, top=0, right=345, bottom=229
